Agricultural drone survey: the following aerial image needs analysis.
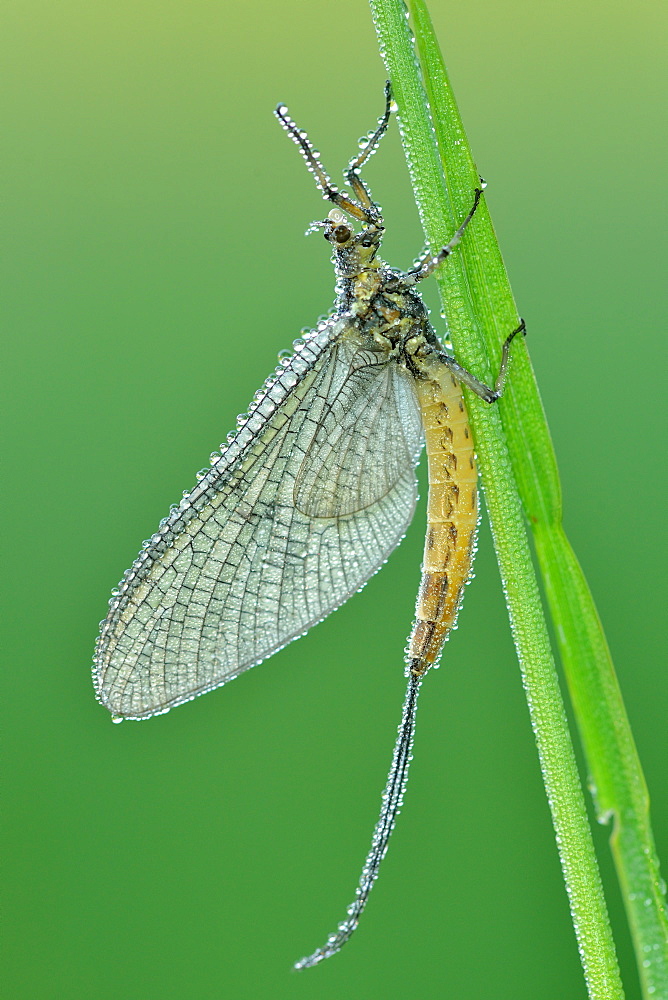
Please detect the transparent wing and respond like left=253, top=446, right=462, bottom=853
left=93, top=320, right=423, bottom=720
left=294, top=354, right=423, bottom=518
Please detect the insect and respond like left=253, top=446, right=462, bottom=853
left=93, top=83, right=524, bottom=968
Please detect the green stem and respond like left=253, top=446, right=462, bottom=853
left=367, top=0, right=645, bottom=996
left=535, top=524, right=668, bottom=1000
left=408, top=4, right=668, bottom=997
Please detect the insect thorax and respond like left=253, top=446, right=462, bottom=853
left=334, top=260, right=438, bottom=363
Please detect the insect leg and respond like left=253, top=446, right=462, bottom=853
left=429, top=320, right=526, bottom=403
left=343, top=81, right=393, bottom=215
left=275, top=103, right=376, bottom=225
left=403, top=187, right=484, bottom=286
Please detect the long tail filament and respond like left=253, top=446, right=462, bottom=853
left=294, top=673, right=422, bottom=969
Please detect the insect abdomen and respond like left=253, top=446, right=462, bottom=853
left=406, top=372, right=478, bottom=677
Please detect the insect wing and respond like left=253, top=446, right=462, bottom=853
left=295, top=350, right=423, bottom=518
left=94, top=320, right=423, bottom=720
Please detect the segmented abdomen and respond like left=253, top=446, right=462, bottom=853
left=406, top=370, right=478, bottom=677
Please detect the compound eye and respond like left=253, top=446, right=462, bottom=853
left=360, top=228, right=380, bottom=248
left=332, top=224, right=352, bottom=244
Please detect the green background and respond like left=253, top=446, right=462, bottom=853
left=3, top=1, right=666, bottom=997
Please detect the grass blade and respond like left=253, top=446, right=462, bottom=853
left=366, top=0, right=665, bottom=994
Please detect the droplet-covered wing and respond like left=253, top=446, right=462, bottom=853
left=294, top=353, right=423, bottom=518
left=93, top=320, right=423, bottom=720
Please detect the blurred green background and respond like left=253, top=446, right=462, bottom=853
left=3, top=1, right=666, bottom=997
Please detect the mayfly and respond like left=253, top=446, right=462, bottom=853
left=93, top=83, right=524, bottom=968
